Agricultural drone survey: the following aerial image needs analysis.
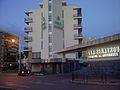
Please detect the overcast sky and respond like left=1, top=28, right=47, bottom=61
left=0, top=0, right=120, bottom=44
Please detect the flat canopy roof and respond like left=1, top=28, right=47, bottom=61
left=55, top=33, right=120, bottom=54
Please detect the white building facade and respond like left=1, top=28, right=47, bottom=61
left=24, top=0, right=82, bottom=73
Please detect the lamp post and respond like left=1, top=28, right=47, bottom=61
left=12, top=38, right=22, bottom=73
left=18, top=37, right=21, bottom=73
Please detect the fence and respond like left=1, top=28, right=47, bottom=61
left=72, top=60, right=120, bottom=83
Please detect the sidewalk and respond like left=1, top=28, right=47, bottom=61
left=71, top=79, right=120, bottom=86
left=0, top=73, right=18, bottom=77
left=0, top=72, right=18, bottom=76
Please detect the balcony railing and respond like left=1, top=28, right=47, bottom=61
left=25, top=17, right=33, bottom=24
left=25, top=11, right=32, bottom=16
left=23, top=47, right=32, bottom=52
left=24, top=27, right=32, bottom=33
left=74, top=24, right=82, bottom=29
left=74, top=34, right=83, bottom=40
left=24, top=37, right=32, bottom=42
left=73, top=14, right=81, bottom=19
left=40, top=3, right=43, bottom=8
left=30, top=59, right=42, bottom=64
left=30, top=58, right=62, bottom=64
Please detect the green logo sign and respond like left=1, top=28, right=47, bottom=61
left=54, top=16, right=63, bottom=30
left=41, top=17, right=47, bottom=30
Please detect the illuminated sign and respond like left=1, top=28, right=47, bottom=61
left=54, top=16, right=63, bottom=30
left=88, top=46, right=120, bottom=58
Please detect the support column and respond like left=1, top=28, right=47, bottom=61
left=60, top=53, right=65, bottom=74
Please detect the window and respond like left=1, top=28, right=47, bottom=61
left=41, top=41, right=43, bottom=49
left=48, top=13, right=52, bottom=21
left=48, top=3, right=52, bottom=11
left=32, top=52, right=41, bottom=59
left=49, top=45, right=52, bottom=52
left=62, top=2, right=67, bottom=6
left=48, top=24, right=52, bottom=32
left=49, top=53, right=52, bottom=57
left=62, top=10, right=64, bottom=18
left=48, top=34, right=52, bottom=43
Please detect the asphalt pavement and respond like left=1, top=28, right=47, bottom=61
left=0, top=73, right=120, bottom=90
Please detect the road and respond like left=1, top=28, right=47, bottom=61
left=0, top=73, right=120, bottom=90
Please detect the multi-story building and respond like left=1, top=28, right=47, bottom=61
left=0, top=31, right=19, bottom=71
left=24, top=0, right=82, bottom=74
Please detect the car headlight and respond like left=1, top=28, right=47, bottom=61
left=28, top=71, right=30, bottom=73
left=22, top=71, right=24, bottom=74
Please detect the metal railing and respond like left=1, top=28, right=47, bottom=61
left=24, top=27, right=32, bottom=32
left=24, top=17, right=33, bottom=23
left=30, top=58, right=62, bottom=64
left=23, top=47, right=32, bottom=51
left=74, top=24, right=82, bottom=28
left=74, top=34, right=83, bottom=40
left=73, top=14, right=81, bottom=18
left=24, top=37, right=32, bottom=42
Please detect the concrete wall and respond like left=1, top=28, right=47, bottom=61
left=52, top=0, right=63, bottom=58
left=63, top=6, right=79, bottom=58
left=28, top=9, right=42, bottom=52
left=41, top=0, right=49, bottom=59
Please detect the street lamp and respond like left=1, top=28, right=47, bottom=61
left=11, top=38, right=21, bottom=74
left=18, top=37, right=21, bottom=74
left=11, top=39, right=15, bottom=43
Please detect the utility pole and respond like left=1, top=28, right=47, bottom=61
left=19, top=37, right=21, bottom=73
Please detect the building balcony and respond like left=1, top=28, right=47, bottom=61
left=25, top=11, right=32, bottom=16
left=24, top=27, right=32, bottom=33
left=30, top=58, right=62, bottom=64
left=73, top=14, right=82, bottom=19
left=30, top=59, right=42, bottom=64
left=23, top=47, right=32, bottom=52
left=24, top=36, right=32, bottom=42
left=74, top=34, right=83, bottom=40
left=25, top=17, right=33, bottom=24
left=74, top=24, right=82, bottom=29
left=39, top=3, right=43, bottom=8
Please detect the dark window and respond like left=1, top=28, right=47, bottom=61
left=62, top=2, right=67, bottom=6
left=48, top=3, right=52, bottom=11
left=32, top=52, right=41, bottom=59
left=62, top=10, right=64, bottom=18
left=48, top=13, right=52, bottom=21
left=41, top=41, right=43, bottom=49
left=48, top=24, right=52, bottom=32
left=49, top=45, right=52, bottom=52
left=48, top=34, right=52, bottom=43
